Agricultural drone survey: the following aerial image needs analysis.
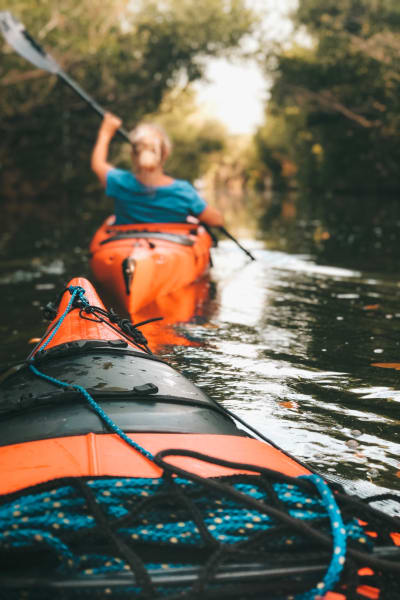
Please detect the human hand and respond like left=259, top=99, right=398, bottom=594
left=101, top=112, right=122, bottom=136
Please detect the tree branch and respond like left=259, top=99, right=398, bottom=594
left=289, top=85, right=380, bottom=129
left=1, top=69, right=50, bottom=86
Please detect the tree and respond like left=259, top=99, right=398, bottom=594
left=254, top=0, right=400, bottom=263
left=256, top=0, right=400, bottom=193
left=0, top=0, right=258, bottom=251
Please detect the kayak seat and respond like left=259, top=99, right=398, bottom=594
left=100, top=232, right=195, bottom=246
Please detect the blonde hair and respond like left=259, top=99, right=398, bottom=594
left=129, top=123, right=172, bottom=169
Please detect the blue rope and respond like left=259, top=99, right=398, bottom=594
left=28, top=285, right=155, bottom=463
left=0, top=477, right=360, bottom=572
left=295, top=474, right=347, bottom=600
left=23, top=285, right=349, bottom=598
left=34, top=286, right=88, bottom=354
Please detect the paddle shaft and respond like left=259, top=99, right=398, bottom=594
left=57, top=70, right=131, bottom=142
left=219, top=226, right=256, bottom=261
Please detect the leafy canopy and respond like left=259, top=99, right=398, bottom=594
left=0, top=0, right=258, bottom=237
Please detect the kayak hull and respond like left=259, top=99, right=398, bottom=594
left=0, top=433, right=309, bottom=496
left=89, top=218, right=213, bottom=314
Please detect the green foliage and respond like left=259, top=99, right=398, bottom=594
left=256, top=0, right=400, bottom=194
left=0, top=0, right=257, bottom=243
left=153, top=90, right=227, bottom=182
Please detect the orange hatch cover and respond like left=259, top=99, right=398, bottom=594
left=0, top=433, right=310, bottom=495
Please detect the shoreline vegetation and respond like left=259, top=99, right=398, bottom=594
left=2, top=0, right=400, bottom=267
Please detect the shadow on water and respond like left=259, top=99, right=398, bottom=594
left=1, top=212, right=400, bottom=502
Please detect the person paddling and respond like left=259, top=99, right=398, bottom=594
left=91, top=113, right=224, bottom=227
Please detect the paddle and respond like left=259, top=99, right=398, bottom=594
left=1, top=12, right=257, bottom=261
left=218, top=226, right=256, bottom=261
left=200, top=223, right=256, bottom=261
left=0, top=11, right=130, bottom=142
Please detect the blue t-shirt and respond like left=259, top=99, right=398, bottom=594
left=106, top=168, right=207, bottom=225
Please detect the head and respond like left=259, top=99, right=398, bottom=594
left=129, top=123, right=171, bottom=171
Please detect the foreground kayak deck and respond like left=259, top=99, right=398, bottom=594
left=90, top=218, right=213, bottom=314
left=0, top=278, right=399, bottom=599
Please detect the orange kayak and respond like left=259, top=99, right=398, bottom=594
left=90, top=217, right=213, bottom=314
left=0, top=278, right=398, bottom=599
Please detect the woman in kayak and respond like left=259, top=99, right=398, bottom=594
left=91, top=113, right=223, bottom=227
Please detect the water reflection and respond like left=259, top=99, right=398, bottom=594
left=132, top=276, right=215, bottom=350
left=165, top=242, right=400, bottom=498
left=1, top=238, right=399, bottom=500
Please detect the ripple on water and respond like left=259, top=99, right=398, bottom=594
left=2, top=240, right=400, bottom=499
left=168, top=242, right=400, bottom=496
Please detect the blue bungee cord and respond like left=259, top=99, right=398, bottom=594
left=25, top=285, right=348, bottom=597
left=28, top=285, right=154, bottom=463
left=295, top=474, right=346, bottom=600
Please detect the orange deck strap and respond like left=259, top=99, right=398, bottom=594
left=323, top=593, right=346, bottom=600
left=0, top=433, right=310, bottom=495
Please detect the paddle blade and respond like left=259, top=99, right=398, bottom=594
left=0, top=12, right=59, bottom=74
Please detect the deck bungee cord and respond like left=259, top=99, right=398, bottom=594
left=28, top=285, right=158, bottom=464
left=1, top=284, right=397, bottom=599
left=33, top=285, right=162, bottom=357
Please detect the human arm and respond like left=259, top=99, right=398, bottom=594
left=91, top=113, right=122, bottom=187
left=198, top=205, right=224, bottom=227
left=186, top=184, right=224, bottom=227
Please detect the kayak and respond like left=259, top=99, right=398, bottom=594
left=90, top=217, right=213, bottom=314
left=0, top=278, right=398, bottom=599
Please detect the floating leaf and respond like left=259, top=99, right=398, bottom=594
left=279, top=401, right=299, bottom=410
left=371, top=363, right=400, bottom=370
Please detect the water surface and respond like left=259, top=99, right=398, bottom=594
left=1, top=238, right=399, bottom=501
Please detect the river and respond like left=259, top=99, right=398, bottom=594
left=1, top=232, right=399, bottom=504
